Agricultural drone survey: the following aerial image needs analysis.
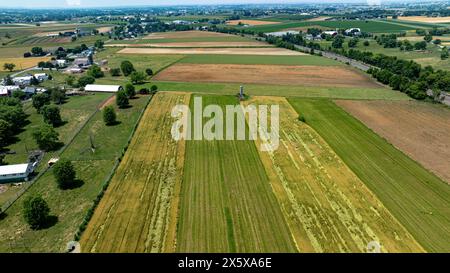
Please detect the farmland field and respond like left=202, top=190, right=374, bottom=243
left=226, top=19, right=281, bottom=26
left=0, top=94, right=151, bottom=252
left=145, top=81, right=408, bottom=100
left=0, top=57, right=50, bottom=71
left=178, top=54, right=341, bottom=66
left=154, top=64, right=381, bottom=88
left=117, top=47, right=305, bottom=56
left=245, top=96, right=423, bottom=252
left=397, top=16, right=450, bottom=23
left=288, top=99, right=450, bottom=252
left=176, top=94, right=297, bottom=252
left=80, top=92, right=190, bottom=253
left=107, top=41, right=269, bottom=48
left=243, top=20, right=417, bottom=33
left=336, top=100, right=450, bottom=184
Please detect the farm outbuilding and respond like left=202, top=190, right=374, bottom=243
left=0, top=163, right=35, bottom=183
left=84, top=84, right=123, bottom=93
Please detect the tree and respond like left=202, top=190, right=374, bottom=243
left=116, top=90, right=129, bottom=109
left=23, top=196, right=50, bottom=230
left=363, top=40, right=370, bottom=46
left=125, top=83, right=136, bottom=98
left=32, top=93, right=50, bottom=113
left=50, top=88, right=66, bottom=104
left=103, top=106, right=117, bottom=126
left=348, top=38, right=359, bottom=48
left=3, top=75, right=13, bottom=86
left=332, top=35, right=345, bottom=49
left=129, top=71, right=146, bottom=84
left=31, top=47, right=44, bottom=56
left=65, top=75, right=76, bottom=87
left=42, top=105, right=63, bottom=127
left=12, top=90, right=26, bottom=100
left=145, top=68, right=153, bottom=76
left=414, top=41, right=427, bottom=50
left=433, top=39, right=442, bottom=45
left=120, top=60, right=135, bottom=76
left=32, top=124, right=60, bottom=151
left=94, top=39, right=104, bottom=49
left=110, top=68, right=121, bottom=77
left=150, top=85, right=158, bottom=94
left=441, top=49, right=449, bottom=60
left=53, top=160, right=76, bottom=189
left=424, top=34, right=433, bottom=43
left=0, top=119, right=11, bottom=148
left=3, top=63, right=15, bottom=72
left=87, top=65, right=104, bottom=78
left=78, top=75, right=95, bottom=87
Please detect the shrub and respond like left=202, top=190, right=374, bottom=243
left=145, top=68, right=153, bottom=76
left=116, top=90, right=129, bottom=109
left=78, top=75, right=95, bottom=87
left=120, top=60, right=135, bottom=76
left=110, top=68, right=121, bottom=77
left=103, top=105, right=117, bottom=126
left=139, top=88, right=149, bottom=95
left=298, top=114, right=306, bottom=123
left=150, top=85, right=158, bottom=94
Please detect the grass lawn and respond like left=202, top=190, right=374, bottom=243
left=143, top=81, right=409, bottom=100
left=288, top=98, right=450, bottom=252
left=0, top=94, right=151, bottom=252
left=178, top=54, right=342, bottom=66
left=176, top=94, right=297, bottom=252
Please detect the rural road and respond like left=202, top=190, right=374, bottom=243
left=292, top=44, right=372, bottom=71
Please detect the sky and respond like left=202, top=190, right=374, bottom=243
left=0, top=0, right=390, bottom=8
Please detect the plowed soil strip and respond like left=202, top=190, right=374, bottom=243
left=154, top=63, right=380, bottom=88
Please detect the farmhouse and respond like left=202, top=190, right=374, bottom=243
left=34, top=73, right=49, bottom=82
left=345, top=28, right=362, bottom=36
left=85, top=84, right=123, bottom=93
left=0, top=163, right=35, bottom=183
left=0, top=86, right=20, bottom=96
left=12, top=75, right=33, bottom=85
left=55, top=59, right=68, bottom=67
left=74, top=57, right=91, bottom=67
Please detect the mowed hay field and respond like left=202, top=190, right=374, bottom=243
left=176, top=95, right=297, bottom=252
left=108, top=41, right=269, bottom=48
left=0, top=57, right=50, bottom=71
left=288, top=99, right=450, bottom=252
left=154, top=64, right=381, bottom=88
left=336, top=100, right=450, bottom=184
left=144, top=30, right=240, bottom=39
left=245, top=97, right=423, bottom=252
left=80, top=92, right=190, bottom=253
left=397, top=16, right=450, bottom=23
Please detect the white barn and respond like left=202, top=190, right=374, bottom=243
left=0, top=163, right=35, bottom=183
left=84, top=84, right=123, bottom=93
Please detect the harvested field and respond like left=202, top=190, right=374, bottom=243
left=154, top=64, right=381, bottom=88
left=398, top=16, right=450, bottom=23
left=177, top=95, right=297, bottom=252
left=33, top=30, right=74, bottom=37
left=80, top=92, right=190, bottom=253
left=226, top=19, right=280, bottom=26
left=245, top=96, right=424, bottom=252
left=288, top=98, right=450, bottom=252
left=118, top=47, right=304, bottom=56
left=107, top=41, right=269, bottom=48
left=97, top=26, right=113, bottom=33
left=0, top=57, right=50, bottom=71
left=307, top=16, right=332, bottom=21
left=145, top=30, right=235, bottom=39
left=336, top=100, right=450, bottom=183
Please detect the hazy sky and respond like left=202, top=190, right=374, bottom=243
left=0, top=0, right=387, bottom=8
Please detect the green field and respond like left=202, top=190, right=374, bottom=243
left=0, top=94, right=151, bottom=252
left=177, top=95, right=297, bottom=252
left=143, top=81, right=409, bottom=100
left=244, top=20, right=418, bottom=33
left=178, top=54, right=342, bottom=65
left=288, top=98, right=450, bottom=252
